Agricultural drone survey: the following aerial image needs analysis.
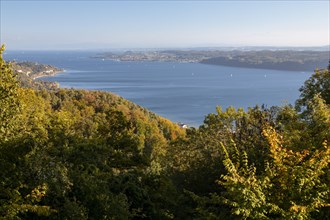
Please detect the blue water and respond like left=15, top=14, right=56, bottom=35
left=4, top=51, right=311, bottom=127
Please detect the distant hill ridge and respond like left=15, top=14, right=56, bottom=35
left=96, top=50, right=329, bottom=71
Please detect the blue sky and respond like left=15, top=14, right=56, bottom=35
left=1, top=0, right=329, bottom=50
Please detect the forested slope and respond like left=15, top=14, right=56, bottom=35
left=1, top=45, right=329, bottom=219
left=0, top=46, right=185, bottom=219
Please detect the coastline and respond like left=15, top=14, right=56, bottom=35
left=32, top=69, right=65, bottom=80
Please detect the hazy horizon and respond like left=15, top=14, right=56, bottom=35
left=4, top=45, right=330, bottom=52
left=1, top=1, right=329, bottom=50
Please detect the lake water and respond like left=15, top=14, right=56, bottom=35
left=4, top=51, right=311, bottom=127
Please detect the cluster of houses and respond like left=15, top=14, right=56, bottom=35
left=16, top=68, right=54, bottom=77
left=16, top=69, right=31, bottom=76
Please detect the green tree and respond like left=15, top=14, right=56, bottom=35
left=0, top=45, right=20, bottom=141
left=296, top=68, right=330, bottom=110
left=192, top=125, right=329, bottom=219
left=0, top=45, right=55, bottom=219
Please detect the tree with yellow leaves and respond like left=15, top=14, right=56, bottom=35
left=193, top=119, right=329, bottom=219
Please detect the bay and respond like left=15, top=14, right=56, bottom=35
left=4, top=51, right=311, bottom=127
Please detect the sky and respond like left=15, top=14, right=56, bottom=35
left=0, top=0, right=329, bottom=50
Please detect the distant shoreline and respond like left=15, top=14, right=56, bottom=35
left=95, top=50, right=329, bottom=72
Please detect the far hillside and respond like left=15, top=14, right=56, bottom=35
left=200, top=50, right=330, bottom=71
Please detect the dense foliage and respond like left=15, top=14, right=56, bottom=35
left=1, top=45, right=329, bottom=219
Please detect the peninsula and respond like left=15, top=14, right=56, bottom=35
left=11, top=61, right=64, bottom=89
left=94, top=49, right=329, bottom=71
